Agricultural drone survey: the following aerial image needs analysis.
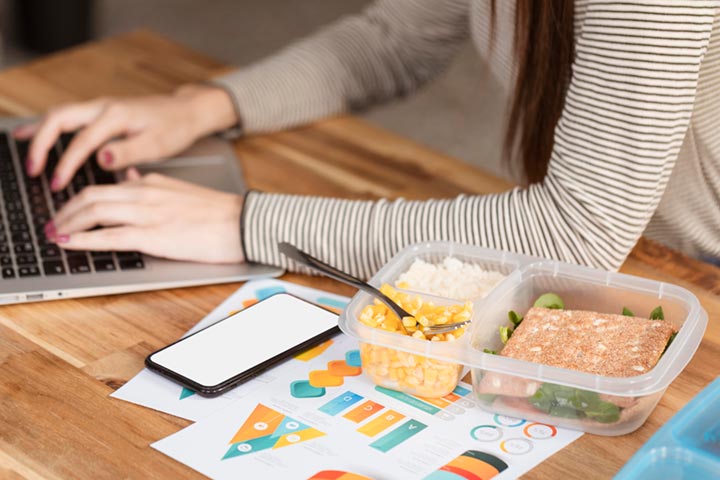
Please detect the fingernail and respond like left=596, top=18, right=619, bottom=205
left=12, top=126, right=26, bottom=137
left=55, top=234, right=70, bottom=244
left=44, top=220, right=55, bottom=235
left=50, top=176, right=61, bottom=191
left=101, top=150, right=113, bottom=166
left=25, top=156, right=33, bottom=174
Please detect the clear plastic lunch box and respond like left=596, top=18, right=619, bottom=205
left=338, top=242, right=707, bottom=435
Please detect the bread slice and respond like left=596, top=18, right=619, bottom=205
left=500, top=307, right=675, bottom=377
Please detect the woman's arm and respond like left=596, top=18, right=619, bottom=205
left=241, top=1, right=718, bottom=277
left=212, top=0, right=470, bottom=133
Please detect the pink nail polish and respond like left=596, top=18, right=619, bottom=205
left=101, top=150, right=114, bottom=166
left=56, top=234, right=70, bottom=244
left=25, top=156, right=33, bottom=174
left=50, top=176, right=61, bottom=191
left=44, top=221, right=55, bottom=235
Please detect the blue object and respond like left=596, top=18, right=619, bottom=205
left=290, top=380, right=326, bottom=399
left=255, top=286, right=286, bottom=300
left=614, top=377, right=720, bottom=479
left=345, top=349, right=362, bottom=367
left=316, top=297, right=348, bottom=310
left=318, top=391, right=363, bottom=416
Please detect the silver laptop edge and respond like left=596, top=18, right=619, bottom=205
left=0, top=116, right=282, bottom=304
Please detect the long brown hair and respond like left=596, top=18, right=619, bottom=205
left=494, top=0, right=575, bottom=184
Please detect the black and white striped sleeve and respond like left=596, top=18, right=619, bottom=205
left=239, top=2, right=717, bottom=278
left=211, top=0, right=470, bottom=133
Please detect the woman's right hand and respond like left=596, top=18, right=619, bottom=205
left=13, top=84, right=238, bottom=191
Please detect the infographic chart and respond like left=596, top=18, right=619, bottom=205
left=110, top=279, right=583, bottom=479
left=222, top=404, right=325, bottom=460
left=153, top=334, right=583, bottom=479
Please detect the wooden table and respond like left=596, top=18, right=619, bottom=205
left=0, top=31, right=718, bottom=479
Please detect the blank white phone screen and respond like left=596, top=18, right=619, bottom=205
left=150, top=294, right=338, bottom=387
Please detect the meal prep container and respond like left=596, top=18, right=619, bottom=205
left=340, top=242, right=526, bottom=398
left=338, top=242, right=707, bottom=435
left=614, top=377, right=720, bottom=479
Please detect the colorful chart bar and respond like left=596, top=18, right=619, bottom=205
left=375, top=386, right=440, bottom=415
left=295, top=339, right=334, bottom=361
left=255, top=286, right=286, bottom=300
left=319, top=391, right=363, bottom=416
left=290, top=380, right=326, bottom=399
left=357, top=410, right=405, bottom=437
left=369, top=419, right=427, bottom=452
left=453, top=385, right=471, bottom=396
left=343, top=400, right=384, bottom=423
left=345, top=350, right=362, bottom=367
left=328, top=360, right=362, bottom=377
left=309, top=370, right=344, bottom=388
left=443, top=393, right=461, bottom=404
left=424, top=450, right=508, bottom=480
left=417, top=396, right=451, bottom=409
left=316, top=297, right=348, bottom=310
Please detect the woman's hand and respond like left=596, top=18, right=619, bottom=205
left=45, top=169, right=245, bottom=264
left=14, top=84, right=238, bottom=191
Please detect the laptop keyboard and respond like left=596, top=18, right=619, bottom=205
left=0, top=131, right=144, bottom=279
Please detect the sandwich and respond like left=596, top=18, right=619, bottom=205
left=477, top=296, right=677, bottom=425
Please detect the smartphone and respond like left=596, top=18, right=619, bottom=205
left=145, top=293, right=339, bottom=397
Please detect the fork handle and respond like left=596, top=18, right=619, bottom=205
left=277, top=242, right=411, bottom=321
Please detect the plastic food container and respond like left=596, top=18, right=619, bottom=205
left=614, top=377, right=720, bottom=478
left=338, top=242, right=707, bottom=435
left=339, top=242, right=527, bottom=398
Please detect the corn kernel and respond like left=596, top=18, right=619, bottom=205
left=356, top=285, right=471, bottom=398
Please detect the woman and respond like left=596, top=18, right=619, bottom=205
left=14, top=1, right=720, bottom=276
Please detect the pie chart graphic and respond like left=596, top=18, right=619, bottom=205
left=423, top=450, right=508, bottom=480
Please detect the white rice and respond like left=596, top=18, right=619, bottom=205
left=396, top=257, right=506, bottom=301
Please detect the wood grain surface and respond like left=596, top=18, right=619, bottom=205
left=0, top=30, right=718, bottom=479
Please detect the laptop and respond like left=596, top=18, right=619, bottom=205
left=0, top=117, right=282, bottom=305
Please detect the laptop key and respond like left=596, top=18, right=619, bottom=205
left=10, top=223, right=29, bottom=233
left=119, top=258, right=145, bottom=270
left=33, top=215, right=50, bottom=227
left=14, top=243, right=34, bottom=254
left=93, top=258, right=116, bottom=272
left=91, top=251, right=113, bottom=259
left=40, top=245, right=61, bottom=258
left=59, top=133, right=75, bottom=150
left=6, top=200, right=23, bottom=212
left=91, top=164, right=116, bottom=185
left=2, top=267, right=15, bottom=278
left=67, top=255, right=91, bottom=274
left=43, top=260, right=66, bottom=275
left=0, top=256, right=11, bottom=266
left=117, top=251, right=142, bottom=260
left=16, top=253, right=37, bottom=265
left=11, top=231, right=31, bottom=243
left=7, top=211, right=27, bottom=223
left=14, top=139, right=29, bottom=159
left=18, top=265, right=40, bottom=277
left=0, top=244, right=9, bottom=254
left=72, top=168, right=89, bottom=191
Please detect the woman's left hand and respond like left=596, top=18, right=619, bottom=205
left=46, top=169, right=245, bottom=264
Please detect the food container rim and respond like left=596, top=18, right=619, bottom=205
left=339, top=243, right=708, bottom=397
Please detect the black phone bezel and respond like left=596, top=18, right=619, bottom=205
left=144, top=292, right=340, bottom=397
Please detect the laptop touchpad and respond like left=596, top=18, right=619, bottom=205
left=136, top=156, right=245, bottom=194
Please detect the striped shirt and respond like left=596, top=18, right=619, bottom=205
left=214, top=0, right=720, bottom=278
